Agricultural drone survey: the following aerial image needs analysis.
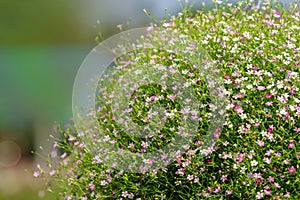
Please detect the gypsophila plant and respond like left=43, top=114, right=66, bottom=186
left=34, top=0, right=300, bottom=199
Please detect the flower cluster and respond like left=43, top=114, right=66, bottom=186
left=34, top=0, right=300, bottom=199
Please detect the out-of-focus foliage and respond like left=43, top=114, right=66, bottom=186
left=0, top=0, right=84, bottom=45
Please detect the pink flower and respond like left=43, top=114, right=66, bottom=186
left=141, top=141, right=149, bottom=149
left=268, top=125, right=274, bottom=132
left=187, top=174, right=194, bottom=180
left=150, top=95, right=156, bottom=101
left=268, top=176, right=274, bottom=183
left=234, top=104, right=240, bottom=111
left=255, top=178, right=264, bottom=185
left=236, top=93, right=245, bottom=99
left=146, top=26, right=154, bottom=32
left=254, top=122, right=260, bottom=126
left=284, top=112, right=290, bottom=118
left=274, top=182, right=281, bottom=188
left=274, top=11, right=281, bottom=18
left=224, top=74, right=231, bottom=79
left=291, top=88, right=296, bottom=94
left=206, top=159, right=212, bottom=164
left=288, top=166, right=296, bottom=173
left=226, top=190, right=232, bottom=195
left=265, top=149, right=273, bottom=156
left=213, top=186, right=221, bottom=193
left=214, top=132, right=221, bottom=138
left=257, top=140, right=265, bottom=146
left=33, top=171, right=40, bottom=178
left=264, top=189, right=271, bottom=195
left=176, top=168, right=186, bottom=176
left=257, top=86, right=265, bottom=91
left=266, top=94, right=272, bottom=98
left=89, top=183, right=95, bottom=191
left=288, top=142, right=294, bottom=148
left=49, top=170, right=56, bottom=176
left=236, top=153, right=244, bottom=162
left=253, top=66, right=258, bottom=70
left=220, top=174, right=228, bottom=182
left=284, top=192, right=290, bottom=198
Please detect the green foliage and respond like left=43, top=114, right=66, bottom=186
left=34, top=0, right=300, bottom=199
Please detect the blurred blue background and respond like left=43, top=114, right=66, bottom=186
left=0, top=0, right=295, bottom=199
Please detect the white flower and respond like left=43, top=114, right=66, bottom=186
left=243, top=31, right=251, bottom=39
left=223, top=36, right=230, bottom=41
left=263, top=157, right=272, bottom=164
left=224, top=79, right=232, bottom=84
left=240, top=113, right=247, bottom=119
left=246, top=84, right=253, bottom=90
left=201, top=40, right=209, bottom=44
left=251, top=160, right=258, bottom=167
left=135, top=69, right=142, bottom=75
left=277, top=80, right=284, bottom=89
left=240, top=166, right=247, bottom=173
left=181, top=69, right=189, bottom=74
left=162, top=23, right=170, bottom=27
left=233, top=164, right=238, bottom=169
left=100, top=180, right=108, bottom=185
left=256, top=191, right=264, bottom=199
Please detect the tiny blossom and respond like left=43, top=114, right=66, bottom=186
left=33, top=171, right=40, bottom=178
left=49, top=170, right=56, bottom=176
left=187, top=174, right=194, bottom=180
left=288, top=141, right=294, bottom=148
left=266, top=93, right=272, bottom=98
left=141, top=141, right=149, bottom=149
left=288, top=166, right=296, bottom=173
left=263, top=157, right=272, bottom=164
left=257, top=86, right=266, bottom=91
left=256, top=191, right=264, bottom=199
left=268, top=176, right=274, bottom=183
left=225, top=190, right=232, bottom=196
left=265, top=187, right=271, bottom=194
left=283, top=158, right=290, bottom=164
left=257, top=140, right=265, bottom=146
left=251, top=160, right=258, bottom=167
left=274, top=11, right=281, bottom=18
left=274, top=182, right=281, bottom=188
left=284, top=192, right=290, bottom=198
left=255, top=178, right=264, bottom=185
left=121, top=191, right=129, bottom=197
left=89, top=183, right=95, bottom=191
left=220, top=174, right=228, bottom=182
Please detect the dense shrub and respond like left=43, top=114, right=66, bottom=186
left=34, top=0, right=300, bottom=199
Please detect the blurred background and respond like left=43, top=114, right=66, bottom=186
left=0, top=0, right=294, bottom=199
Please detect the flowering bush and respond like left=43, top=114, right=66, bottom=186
left=35, top=0, right=300, bottom=199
